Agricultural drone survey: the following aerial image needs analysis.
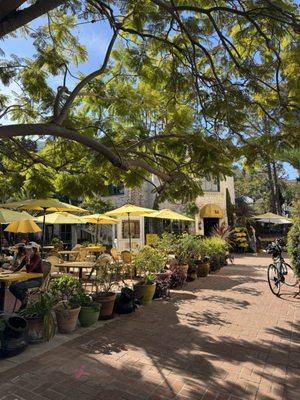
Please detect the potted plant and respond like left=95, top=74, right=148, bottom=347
left=19, top=292, right=56, bottom=343
left=211, top=223, right=233, bottom=265
left=196, top=239, right=210, bottom=277
left=51, top=237, right=64, bottom=251
left=77, top=292, right=101, bottom=327
left=50, top=275, right=82, bottom=333
left=92, top=255, right=120, bottom=319
left=133, top=246, right=166, bottom=304
left=170, top=234, right=191, bottom=285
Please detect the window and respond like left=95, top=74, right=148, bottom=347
left=108, top=183, right=125, bottom=195
left=60, top=224, right=72, bottom=243
left=202, top=177, right=220, bottom=192
left=122, top=220, right=140, bottom=239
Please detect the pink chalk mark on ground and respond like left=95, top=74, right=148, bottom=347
left=73, top=365, right=89, bottom=380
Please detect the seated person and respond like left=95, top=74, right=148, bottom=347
left=2, top=243, right=26, bottom=270
left=9, top=242, right=43, bottom=310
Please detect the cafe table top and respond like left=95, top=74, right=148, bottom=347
left=58, top=250, right=79, bottom=255
left=85, top=246, right=106, bottom=252
left=0, top=271, right=43, bottom=282
left=54, top=261, right=95, bottom=269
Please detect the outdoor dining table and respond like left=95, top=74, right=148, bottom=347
left=54, top=261, right=96, bottom=280
left=0, top=271, right=43, bottom=311
left=58, top=250, right=79, bottom=261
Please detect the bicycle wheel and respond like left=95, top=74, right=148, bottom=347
left=267, top=264, right=281, bottom=296
left=282, top=263, right=299, bottom=287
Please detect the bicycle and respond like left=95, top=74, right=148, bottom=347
left=266, top=239, right=298, bottom=296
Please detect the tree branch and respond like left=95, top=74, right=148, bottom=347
left=54, top=30, right=118, bottom=124
left=0, top=123, right=172, bottom=182
left=0, top=0, right=66, bottom=38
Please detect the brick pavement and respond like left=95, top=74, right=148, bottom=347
left=0, top=255, right=299, bottom=400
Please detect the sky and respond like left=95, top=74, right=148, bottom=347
left=0, top=10, right=298, bottom=180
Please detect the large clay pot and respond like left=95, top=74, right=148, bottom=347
left=78, top=305, right=100, bottom=327
left=197, top=262, right=210, bottom=277
left=54, top=306, right=81, bottom=334
left=133, top=283, right=156, bottom=305
left=93, top=292, right=116, bottom=320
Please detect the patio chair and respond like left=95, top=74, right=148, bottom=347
left=120, top=250, right=134, bottom=277
left=77, top=248, right=89, bottom=262
left=46, top=255, right=65, bottom=276
left=83, top=254, right=113, bottom=291
left=110, top=248, right=121, bottom=262
left=12, top=261, right=52, bottom=312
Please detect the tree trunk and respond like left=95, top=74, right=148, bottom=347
left=272, top=162, right=282, bottom=215
left=266, top=162, right=277, bottom=213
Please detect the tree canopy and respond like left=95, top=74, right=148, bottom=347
left=0, top=1, right=299, bottom=202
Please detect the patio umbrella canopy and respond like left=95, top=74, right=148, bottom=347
left=106, top=204, right=156, bottom=251
left=36, top=212, right=84, bottom=224
left=82, top=214, right=119, bottom=224
left=252, top=212, right=292, bottom=224
left=0, top=199, right=87, bottom=255
left=0, top=208, right=34, bottom=224
left=148, top=209, right=194, bottom=221
left=5, top=220, right=42, bottom=234
left=82, top=214, right=119, bottom=244
left=0, top=209, right=36, bottom=254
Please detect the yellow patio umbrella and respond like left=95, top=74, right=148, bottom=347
left=82, top=214, right=119, bottom=224
left=0, top=199, right=87, bottom=255
left=147, top=208, right=194, bottom=234
left=36, top=212, right=85, bottom=225
left=148, top=209, right=194, bottom=221
left=0, top=208, right=34, bottom=224
left=82, top=214, right=119, bottom=244
left=0, top=209, right=36, bottom=254
left=106, top=204, right=156, bottom=251
left=5, top=219, right=42, bottom=234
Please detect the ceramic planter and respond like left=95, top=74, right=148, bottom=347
left=209, top=255, right=221, bottom=272
left=197, top=261, right=210, bottom=277
left=93, top=292, right=116, bottom=320
left=54, top=305, right=81, bottom=334
left=133, top=283, right=156, bottom=305
left=27, top=318, right=44, bottom=343
left=78, top=305, right=101, bottom=327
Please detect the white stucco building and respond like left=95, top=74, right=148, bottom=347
left=100, top=176, right=235, bottom=250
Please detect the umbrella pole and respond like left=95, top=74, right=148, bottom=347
left=41, top=208, right=46, bottom=258
left=127, top=212, right=133, bottom=282
left=0, top=225, right=2, bottom=256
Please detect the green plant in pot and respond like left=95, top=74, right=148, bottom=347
left=197, top=239, right=210, bottom=277
left=49, top=275, right=82, bottom=333
left=133, top=246, right=166, bottom=305
left=92, top=254, right=120, bottom=319
left=19, top=291, right=56, bottom=343
left=51, top=237, right=64, bottom=251
left=76, top=292, right=101, bottom=327
left=177, top=235, right=202, bottom=281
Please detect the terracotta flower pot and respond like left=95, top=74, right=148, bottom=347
left=54, top=305, right=81, bottom=334
left=197, top=262, right=210, bottom=277
left=133, top=283, right=156, bottom=305
left=93, top=292, right=116, bottom=320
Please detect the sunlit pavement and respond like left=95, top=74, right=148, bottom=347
left=0, top=255, right=299, bottom=400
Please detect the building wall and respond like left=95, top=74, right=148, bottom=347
left=100, top=175, right=235, bottom=250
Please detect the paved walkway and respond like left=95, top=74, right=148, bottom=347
left=0, top=256, right=299, bottom=400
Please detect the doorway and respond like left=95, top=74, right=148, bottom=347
left=203, top=218, right=219, bottom=236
